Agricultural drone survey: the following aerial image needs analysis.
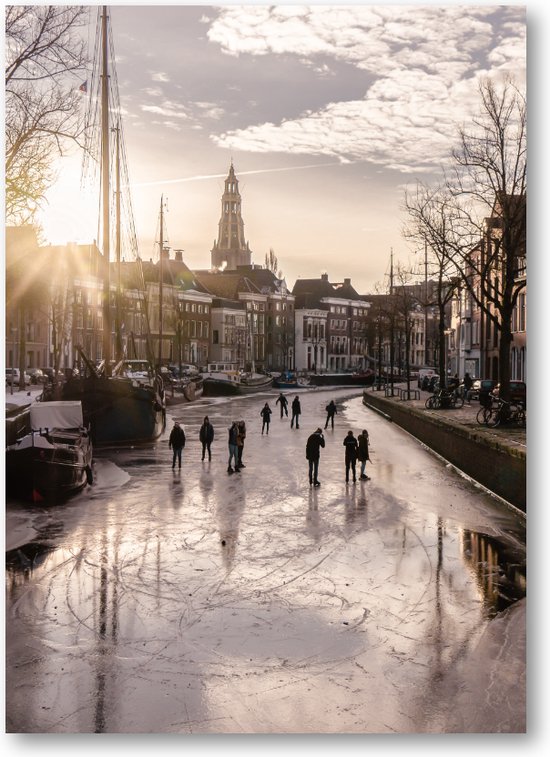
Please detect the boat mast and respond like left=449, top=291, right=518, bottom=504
left=101, top=5, right=111, bottom=374
left=114, top=122, right=123, bottom=362
left=158, top=194, right=164, bottom=371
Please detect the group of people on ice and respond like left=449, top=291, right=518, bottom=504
left=168, top=393, right=371, bottom=483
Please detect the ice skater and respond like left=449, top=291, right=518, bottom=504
left=276, top=392, right=289, bottom=418
left=199, top=415, right=214, bottom=461
left=343, top=430, right=358, bottom=483
left=306, top=427, right=325, bottom=486
left=324, top=399, right=337, bottom=429
left=260, top=402, right=272, bottom=434
left=227, top=421, right=240, bottom=474
left=236, top=420, right=246, bottom=469
left=169, top=421, right=186, bottom=469
left=357, top=428, right=371, bottom=480
left=291, top=395, right=301, bottom=429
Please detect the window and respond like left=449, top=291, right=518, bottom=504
left=213, top=330, right=219, bottom=344
left=198, top=304, right=203, bottom=314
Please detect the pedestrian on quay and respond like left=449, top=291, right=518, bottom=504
left=343, top=430, right=358, bottom=483
left=199, top=415, right=214, bottom=461
left=260, top=402, right=272, bottom=435
left=306, top=428, right=325, bottom=486
left=168, top=420, right=186, bottom=470
left=463, top=372, right=474, bottom=404
left=291, top=395, right=302, bottom=429
left=276, top=392, right=289, bottom=418
left=236, top=420, right=246, bottom=469
left=227, top=421, right=240, bottom=474
left=357, top=428, right=371, bottom=480
left=324, top=399, right=337, bottom=430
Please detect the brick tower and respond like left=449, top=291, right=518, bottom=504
left=211, top=163, right=252, bottom=270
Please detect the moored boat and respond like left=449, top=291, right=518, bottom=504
left=6, top=401, right=93, bottom=502
left=308, top=371, right=375, bottom=387
left=273, top=371, right=310, bottom=389
left=202, top=363, right=273, bottom=396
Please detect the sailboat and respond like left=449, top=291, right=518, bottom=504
left=54, top=6, right=165, bottom=445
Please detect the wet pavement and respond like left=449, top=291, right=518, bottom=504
left=5, top=387, right=526, bottom=733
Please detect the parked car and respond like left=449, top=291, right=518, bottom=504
left=476, top=378, right=498, bottom=406
left=27, top=368, right=46, bottom=384
left=6, top=368, right=31, bottom=387
left=421, top=374, right=440, bottom=391
left=493, top=380, right=526, bottom=407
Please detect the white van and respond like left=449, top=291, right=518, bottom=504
left=417, top=367, right=438, bottom=388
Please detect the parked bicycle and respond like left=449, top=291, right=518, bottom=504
left=425, top=387, right=465, bottom=410
left=477, top=396, right=526, bottom=428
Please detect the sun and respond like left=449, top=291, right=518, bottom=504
left=38, top=153, right=99, bottom=246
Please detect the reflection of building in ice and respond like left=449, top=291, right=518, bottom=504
left=460, top=529, right=526, bottom=616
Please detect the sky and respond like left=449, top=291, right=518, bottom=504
left=36, top=1, right=527, bottom=295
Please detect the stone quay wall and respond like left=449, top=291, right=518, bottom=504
left=363, top=391, right=526, bottom=512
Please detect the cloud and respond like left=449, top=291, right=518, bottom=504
left=141, top=101, right=189, bottom=120
left=151, top=71, right=170, bottom=82
left=207, top=5, right=525, bottom=173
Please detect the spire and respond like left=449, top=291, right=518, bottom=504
left=211, top=163, right=252, bottom=271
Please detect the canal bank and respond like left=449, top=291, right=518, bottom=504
left=363, top=387, right=526, bottom=513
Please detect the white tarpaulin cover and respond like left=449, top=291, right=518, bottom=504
left=30, top=401, right=83, bottom=429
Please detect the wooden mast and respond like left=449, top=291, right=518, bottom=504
left=158, top=194, right=164, bottom=370
left=114, top=122, right=123, bottom=362
left=101, top=5, right=111, bottom=373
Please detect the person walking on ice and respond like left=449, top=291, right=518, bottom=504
left=324, top=399, right=337, bottom=429
left=276, top=392, right=289, bottom=418
left=169, top=421, right=186, bottom=469
left=357, top=428, right=371, bottom=480
left=343, top=430, right=358, bottom=483
left=227, top=421, right=240, bottom=474
left=236, top=420, right=246, bottom=469
left=260, top=402, right=272, bottom=435
left=199, top=415, right=214, bottom=461
left=306, top=427, right=325, bottom=486
left=291, top=395, right=301, bottom=429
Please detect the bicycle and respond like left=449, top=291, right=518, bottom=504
left=485, top=397, right=526, bottom=428
left=425, top=387, right=464, bottom=410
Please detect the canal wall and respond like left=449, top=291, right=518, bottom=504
left=362, top=391, right=526, bottom=512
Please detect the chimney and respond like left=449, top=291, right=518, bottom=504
left=174, top=249, right=184, bottom=263
left=344, top=278, right=351, bottom=286
left=321, top=273, right=329, bottom=281
left=161, top=247, right=170, bottom=261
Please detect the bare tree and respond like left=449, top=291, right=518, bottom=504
left=265, top=247, right=283, bottom=278
left=404, top=78, right=526, bottom=399
left=5, top=5, right=88, bottom=223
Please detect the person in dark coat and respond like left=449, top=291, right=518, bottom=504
left=276, top=392, right=289, bottom=418
left=306, top=428, right=325, bottom=486
left=463, top=372, right=474, bottom=404
left=291, top=396, right=301, bottom=429
left=199, top=415, right=214, bottom=461
left=168, top=421, right=186, bottom=469
left=227, top=421, right=240, bottom=474
left=357, top=429, right=371, bottom=480
left=260, top=402, right=272, bottom=434
left=343, top=430, right=358, bottom=483
left=236, top=420, right=246, bottom=469
left=324, top=399, right=337, bottom=430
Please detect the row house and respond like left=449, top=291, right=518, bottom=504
left=194, top=270, right=267, bottom=371
left=140, top=249, right=213, bottom=369
left=450, top=195, right=526, bottom=381
left=292, top=273, right=370, bottom=372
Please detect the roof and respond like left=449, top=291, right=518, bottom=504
left=193, top=271, right=263, bottom=300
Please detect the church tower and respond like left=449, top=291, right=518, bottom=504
left=211, top=163, right=252, bottom=270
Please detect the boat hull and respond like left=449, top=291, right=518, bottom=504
left=202, top=376, right=273, bottom=396
left=308, top=373, right=375, bottom=387
left=6, top=432, right=93, bottom=503
left=59, top=377, right=166, bottom=446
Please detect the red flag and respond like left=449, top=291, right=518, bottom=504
left=79, top=80, right=88, bottom=93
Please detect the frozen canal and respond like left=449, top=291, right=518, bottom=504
left=5, top=388, right=526, bottom=733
